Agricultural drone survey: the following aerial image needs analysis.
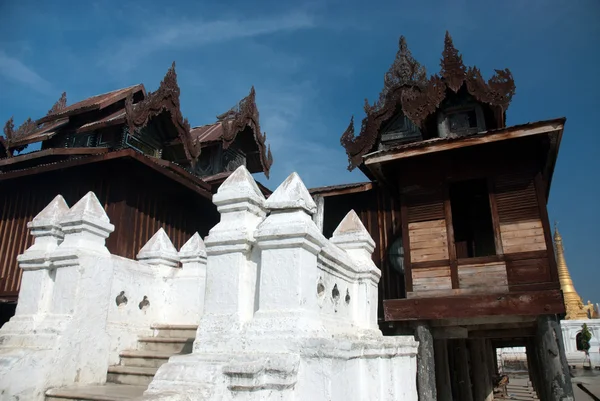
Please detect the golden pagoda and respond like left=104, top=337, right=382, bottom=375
left=554, top=224, right=593, bottom=320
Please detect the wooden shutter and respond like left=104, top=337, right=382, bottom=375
left=495, top=173, right=546, bottom=254
left=405, top=188, right=444, bottom=223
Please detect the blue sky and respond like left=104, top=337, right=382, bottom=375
left=1, top=0, right=598, bottom=303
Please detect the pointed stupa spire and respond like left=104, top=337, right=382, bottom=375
left=554, top=223, right=588, bottom=319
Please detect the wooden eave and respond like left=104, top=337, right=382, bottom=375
left=36, top=85, right=146, bottom=125
left=0, top=147, right=109, bottom=168
left=363, top=118, right=565, bottom=196
left=383, top=289, right=565, bottom=322
left=0, top=149, right=212, bottom=199
left=309, top=182, right=374, bottom=197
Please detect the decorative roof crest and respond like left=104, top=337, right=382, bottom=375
left=341, top=31, right=517, bottom=171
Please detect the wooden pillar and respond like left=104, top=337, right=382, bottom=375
left=484, top=340, right=497, bottom=378
left=489, top=341, right=498, bottom=376
left=526, top=338, right=541, bottom=396
left=468, top=339, right=493, bottom=401
left=451, top=339, right=474, bottom=401
left=535, top=315, right=575, bottom=401
left=415, top=323, right=437, bottom=401
left=434, top=340, right=452, bottom=401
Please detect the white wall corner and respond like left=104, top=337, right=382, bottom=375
left=179, top=232, right=207, bottom=268
left=17, top=194, right=69, bottom=270
left=137, top=228, right=180, bottom=268
left=51, top=191, right=114, bottom=266
left=330, top=210, right=380, bottom=278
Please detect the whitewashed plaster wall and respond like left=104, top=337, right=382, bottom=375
left=0, top=165, right=418, bottom=401
left=561, top=320, right=600, bottom=367
left=0, top=192, right=207, bottom=400
left=106, top=231, right=206, bottom=365
left=144, top=166, right=419, bottom=401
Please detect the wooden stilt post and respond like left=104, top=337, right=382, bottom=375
left=469, top=339, right=494, bottom=401
left=435, top=339, right=452, bottom=401
left=415, top=323, right=437, bottom=401
left=526, top=338, right=540, bottom=395
left=452, top=339, right=474, bottom=401
left=535, top=315, right=575, bottom=401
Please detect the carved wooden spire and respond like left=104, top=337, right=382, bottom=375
left=216, top=86, right=273, bottom=178
left=440, top=31, right=466, bottom=93
left=47, top=92, right=67, bottom=116
left=125, top=61, right=198, bottom=162
left=382, top=36, right=428, bottom=97
left=340, top=32, right=517, bottom=171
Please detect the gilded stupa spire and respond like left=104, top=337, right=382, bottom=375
left=554, top=223, right=589, bottom=320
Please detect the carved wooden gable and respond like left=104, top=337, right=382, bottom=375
left=341, top=32, right=516, bottom=170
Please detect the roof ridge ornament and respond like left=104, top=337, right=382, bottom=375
left=214, top=86, right=273, bottom=178
left=124, top=61, right=199, bottom=164
left=2, top=116, right=37, bottom=156
left=340, top=32, right=517, bottom=171
left=46, top=92, right=68, bottom=116
left=440, top=31, right=466, bottom=93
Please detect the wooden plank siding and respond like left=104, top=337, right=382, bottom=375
left=0, top=157, right=219, bottom=298
left=408, top=219, right=449, bottom=262
left=495, top=173, right=547, bottom=254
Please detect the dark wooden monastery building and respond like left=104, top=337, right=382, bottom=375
left=312, top=33, right=572, bottom=400
left=0, top=63, right=273, bottom=324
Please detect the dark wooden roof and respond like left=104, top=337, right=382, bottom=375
left=188, top=87, right=273, bottom=178
left=341, top=32, right=516, bottom=170
left=37, top=85, right=146, bottom=125
left=1, top=65, right=273, bottom=177
left=0, top=148, right=212, bottom=199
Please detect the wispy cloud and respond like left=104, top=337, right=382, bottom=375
left=101, top=10, right=316, bottom=73
left=257, top=81, right=365, bottom=187
left=0, top=51, right=53, bottom=94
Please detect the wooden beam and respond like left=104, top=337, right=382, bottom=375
left=443, top=184, right=459, bottom=289
left=383, top=289, right=565, bottom=321
left=488, top=178, right=504, bottom=256
left=468, top=327, right=535, bottom=339
left=364, top=121, right=564, bottom=165
left=400, top=194, right=413, bottom=292
left=0, top=147, right=109, bottom=167
left=534, top=172, right=559, bottom=284
left=431, top=315, right=536, bottom=328
left=432, top=326, right=469, bottom=339
left=310, top=182, right=373, bottom=197
left=0, top=149, right=212, bottom=199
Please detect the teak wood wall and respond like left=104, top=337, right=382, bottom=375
left=0, top=158, right=219, bottom=299
left=393, top=136, right=559, bottom=299
left=322, top=135, right=560, bottom=321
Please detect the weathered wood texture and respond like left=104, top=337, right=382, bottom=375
left=534, top=315, right=574, bottom=401
left=469, top=339, right=494, bottom=401
left=408, top=219, right=448, bottom=262
left=384, top=290, right=565, bottom=321
left=434, top=340, right=453, bottom=401
left=414, top=323, right=437, bottom=401
left=0, top=158, right=219, bottom=299
left=458, top=262, right=508, bottom=291
left=495, top=173, right=547, bottom=254
left=411, top=266, right=452, bottom=293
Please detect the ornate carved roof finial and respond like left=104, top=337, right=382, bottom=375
left=47, top=92, right=67, bottom=116
left=3, top=117, right=15, bottom=141
left=440, top=31, right=466, bottom=93
left=383, top=35, right=428, bottom=95
left=3, top=116, right=37, bottom=142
